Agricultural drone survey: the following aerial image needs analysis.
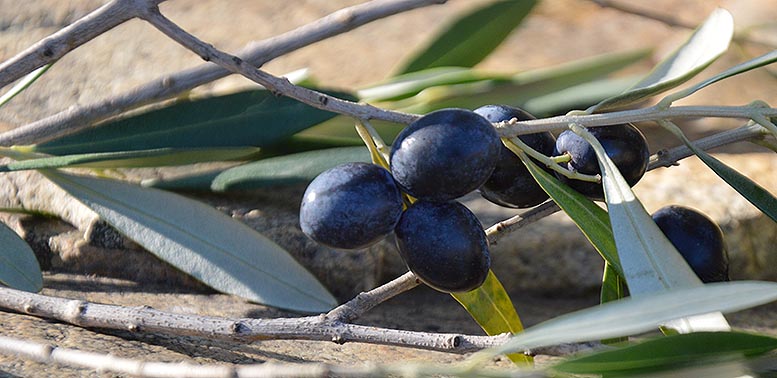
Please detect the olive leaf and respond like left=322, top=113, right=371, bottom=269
left=483, top=281, right=777, bottom=357
left=553, top=331, right=777, bottom=376
left=43, top=170, right=337, bottom=313
left=34, top=89, right=350, bottom=155
left=589, top=8, right=734, bottom=112
left=571, top=124, right=730, bottom=333
left=0, top=147, right=258, bottom=171
left=0, top=222, right=42, bottom=292
left=396, top=0, right=538, bottom=74
left=452, top=270, right=531, bottom=365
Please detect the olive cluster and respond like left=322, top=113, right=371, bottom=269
left=300, top=105, right=729, bottom=293
left=301, top=108, right=497, bottom=293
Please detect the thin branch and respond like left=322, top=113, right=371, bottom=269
left=495, top=105, right=777, bottom=136
left=648, top=121, right=767, bottom=169
left=485, top=201, right=561, bottom=247
left=0, top=0, right=439, bottom=146
left=586, top=0, right=777, bottom=49
left=0, top=335, right=553, bottom=378
left=327, top=271, right=420, bottom=323
left=586, top=0, right=694, bottom=29
left=0, top=0, right=167, bottom=90
left=485, top=120, right=769, bottom=243
left=0, top=284, right=509, bottom=354
left=140, top=7, right=418, bottom=126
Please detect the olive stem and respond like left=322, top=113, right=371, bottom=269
left=504, top=137, right=601, bottom=183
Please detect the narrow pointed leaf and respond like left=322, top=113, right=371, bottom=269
left=0, top=147, right=259, bottom=171
left=210, top=147, right=370, bottom=191
left=34, top=89, right=350, bottom=155
left=661, top=50, right=777, bottom=105
left=663, top=121, right=777, bottom=223
left=396, top=0, right=538, bottom=74
left=514, top=150, right=622, bottom=275
left=0, top=63, right=53, bottom=108
left=392, top=49, right=649, bottom=115
left=486, top=281, right=777, bottom=356
left=574, top=125, right=729, bottom=332
left=590, top=8, right=733, bottom=112
left=42, top=171, right=337, bottom=313
left=0, top=222, right=42, bottom=292
left=147, top=147, right=369, bottom=192
left=452, top=270, right=531, bottom=365
left=554, top=331, right=777, bottom=376
left=600, top=263, right=628, bottom=344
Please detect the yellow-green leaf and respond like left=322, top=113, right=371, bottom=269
left=452, top=270, right=531, bottom=365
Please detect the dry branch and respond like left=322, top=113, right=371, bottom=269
left=0, top=277, right=511, bottom=354
left=0, top=0, right=441, bottom=146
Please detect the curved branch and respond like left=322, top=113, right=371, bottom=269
left=0, top=0, right=439, bottom=146
left=140, top=6, right=418, bottom=125
left=0, top=0, right=167, bottom=90
left=0, top=284, right=508, bottom=354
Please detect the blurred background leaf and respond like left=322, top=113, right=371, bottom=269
left=395, top=0, right=539, bottom=74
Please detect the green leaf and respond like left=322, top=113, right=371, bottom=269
left=0, top=147, right=259, bottom=171
left=659, top=50, right=777, bottom=105
left=0, top=222, right=42, bottom=292
left=600, top=263, right=628, bottom=344
left=42, top=170, right=337, bottom=313
left=572, top=124, right=729, bottom=332
left=210, top=147, right=370, bottom=191
left=516, top=151, right=622, bottom=275
left=661, top=120, right=777, bottom=223
left=393, top=49, right=649, bottom=116
left=483, top=281, right=777, bottom=357
left=146, top=147, right=370, bottom=192
left=358, top=67, right=501, bottom=102
left=0, top=63, right=53, bottom=108
left=34, top=89, right=350, bottom=155
left=452, top=270, right=531, bottom=365
left=396, top=0, right=538, bottom=74
left=590, top=8, right=734, bottom=112
left=554, top=332, right=777, bottom=376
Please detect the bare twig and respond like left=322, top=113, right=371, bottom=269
left=0, top=335, right=553, bottom=378
left=0, top=0, right=167, bottom=90
left=0, top=0, right=442, bottom=146
left=485, top=201, right=561, bottom=247
left=649, top=121, right=767, bottom=168
left=586, top=0, right=694, bottom=29
left=0, top=284, right=509, bottom=354
left=495, top=105, right=777, bottom=137
left=327, top=271, right=420, bottom=323
left=586, top=0, right=777, bottom=49
left=139, top=6, right=418, bottom=126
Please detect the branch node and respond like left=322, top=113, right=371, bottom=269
left=66, top=300, right=87, bottom=323
left=127, top=323, right=141, bottom=332
left=23, top=302, right=36, bottom=314
left=230, top=321, right=250, bottom=336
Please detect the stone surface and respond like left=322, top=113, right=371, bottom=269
left=1, top=0, right=777, bottom=375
